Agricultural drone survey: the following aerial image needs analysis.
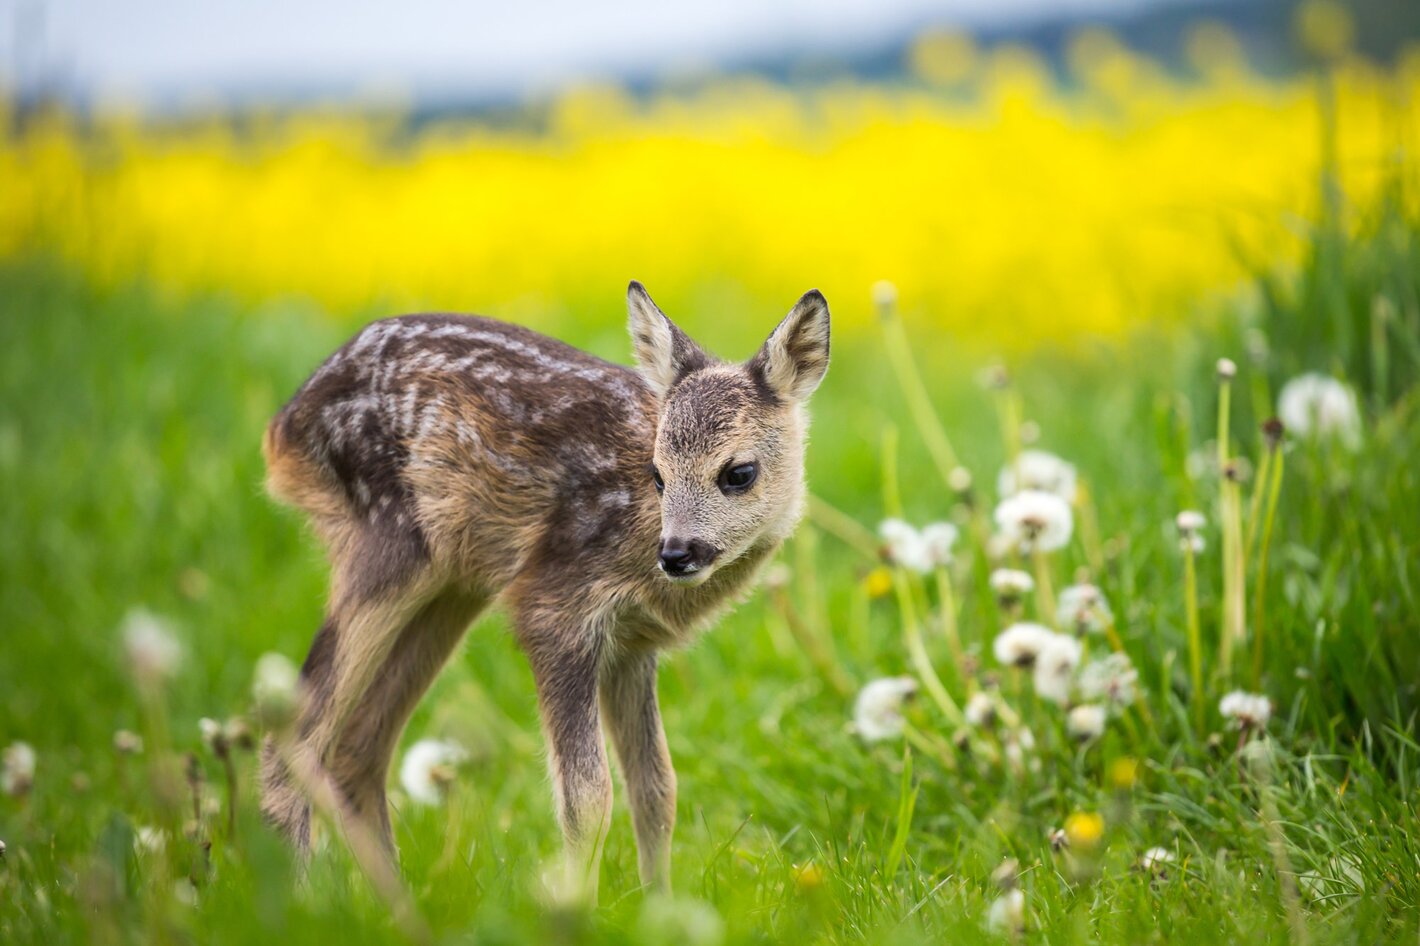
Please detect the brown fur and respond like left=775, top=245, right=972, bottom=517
left=259, top=283, right=829, bottom=899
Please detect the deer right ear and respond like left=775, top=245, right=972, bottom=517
left=627, top=281, right=709, bottom=398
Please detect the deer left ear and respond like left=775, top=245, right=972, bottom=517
left=751, top=290, right=831, bottom=401
left=627, top=281, right=710, bottom=398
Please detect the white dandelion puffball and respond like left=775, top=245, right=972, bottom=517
left=1067, top=704, right=1108, bottom=741
left=1057, top=583, right=1113, bottom=636
left=2, top=742, right=36, bottom=797
left=1278, top=373, right=1361, bottom=447
left=920, top=522, right=959, bottom=566
left=994, top=490, right=1073, bottom=554
left=1077, top=653, right=1139, bottom=707
left=1139, top=846, right=1176, bottom=872
left=1219, top=690, right=1272, bottom=729
left=1003, top=726, right=1039, bottom=775
left=964, top=691, right=997, bottom=729
left=1175, top=510, right=1206, bottom=533
left=122, top=609, right=182, bottom=683
left=989, top=568, right=1034, bottom=601
left=997, top=449, right=1078, bottom=502
left=1032, top=633, right=1083, bottom=705
left=400, top=738, right=469, bottom=806
left=133, top=826, right=168, bottom=856
left=993, top=623, right=1056, bottom=668
left=986, top=888, right=1025, bottom=933
left=853, top=676, right=918, bottom=742
left=878, top=519, right=956, bottom=573
left=871, top=279, right=899, bottom=309
left=251, top=652, right=301, bottom=726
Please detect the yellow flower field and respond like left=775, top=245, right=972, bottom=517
left=2, top=32, right=1418, bottom=346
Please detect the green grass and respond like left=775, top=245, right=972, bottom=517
left=1, top=221, right=1419, bottom=945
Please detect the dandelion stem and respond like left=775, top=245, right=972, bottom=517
left=222, top=755, right=238, bottom=841
left=1244, top=443, right=1273, bottom=561
left=1183, top=542, right=1205, bottom=733
left=1031, top=547, right=1056, bottom=626
left=879, top=297, right=960, bottom=484
left=902, top=722, right=957, bottom=771
left=1251, top=446, right=1285, bottom=688
left=882, top=425, right=904, bottom=519
left=1217, top=376, right=1247, bottom=679
left=896, top=571, right=966, bottom=729
left=807, top=493, right=880, bottom=559
left=1077, top=480, right=1106, bottom=577
left=935, top=566, right=965, bottom=679
left=771, top=587, right=855, bottom=698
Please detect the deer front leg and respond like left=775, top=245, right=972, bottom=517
left=600, top=651, right=675, bottom=893
left=519, top=612, right=613, bottom=905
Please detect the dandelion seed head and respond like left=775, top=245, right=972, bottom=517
left=1048, top=827, right=1069, bottom=852
left=113, top=729, right=144, bottom=755
left=878, top=519, right=955, bottom=573
left=988, top=568, right=1034, bottom=604
left=1056, top=583, right=1112, bottom=635
left=762, top=562, right=791, bottom=591
left=1278, top=373, right=1361, bottom=448
left=251, top=652, right=301, bottom=729
left=997, top=449, right=1078, bottom=503
left=947, top=466, right=973, bottom=493
left=1216, top=357, right=1237, bottom=380
left=1262, top=416, right=1285, bottom=450
left=1138, top=846, right=1176, bottom=874
left=853, top=676, right=917, bottom=741
left=1219, top=690, right=1271, bottom=729
left=198, top=717, right=230, bottom=758
left=1066, top=704, right=1107, bottom=741
left=133, top=826, right=167, bottom=857
left=964, top=691, right=997, bottom=729
left=993, top=490, right=1073, bottom=553
left=991, top=857, right=1020, bottom=890
left=1077, top=653, right=1139, bottom=707
left=993, top=623, right=1055, bottom=669
left=121, top=609, right=182, bottom=685
left=399, top=738, right=469, bottom=806
left=986, top=888, right=1025, bottom=933
left=2, top=742, right=36, bottom=797
left=1175, top=510, right=1206, bottom=533
left=1003, top=726, right=1039, bottom=775
left=871, top=279, right=898, bottom=310
left=1032, top=633, right=1082, bottom=705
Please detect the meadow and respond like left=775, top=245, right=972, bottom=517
left=3, top=16, right=1420, bottom=945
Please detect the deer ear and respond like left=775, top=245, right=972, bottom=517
left=627, top=281, right=709, bottom=397
left=751, top=290, right=830, bottom=401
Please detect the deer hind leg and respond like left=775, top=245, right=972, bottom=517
left=323, top=586, right=488, bottom=854
left=261, top=522, right=440, bottom=853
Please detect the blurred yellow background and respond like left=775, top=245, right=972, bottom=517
left=5, top=19, right=1417, bottom=347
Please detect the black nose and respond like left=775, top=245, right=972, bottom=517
left=659, top=538, right=695, bottom=575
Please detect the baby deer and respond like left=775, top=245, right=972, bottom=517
left=259, top=282, right=830, bottom=898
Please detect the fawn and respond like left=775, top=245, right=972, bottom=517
left=259, top=282, right=830, bottom=898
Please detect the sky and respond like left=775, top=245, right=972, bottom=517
left=2, top=0, right=1205, bottom=105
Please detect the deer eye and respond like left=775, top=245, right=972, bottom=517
left=651, top=465, right=664, bottom=494
left=719, top=462, right=758, bottom=495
